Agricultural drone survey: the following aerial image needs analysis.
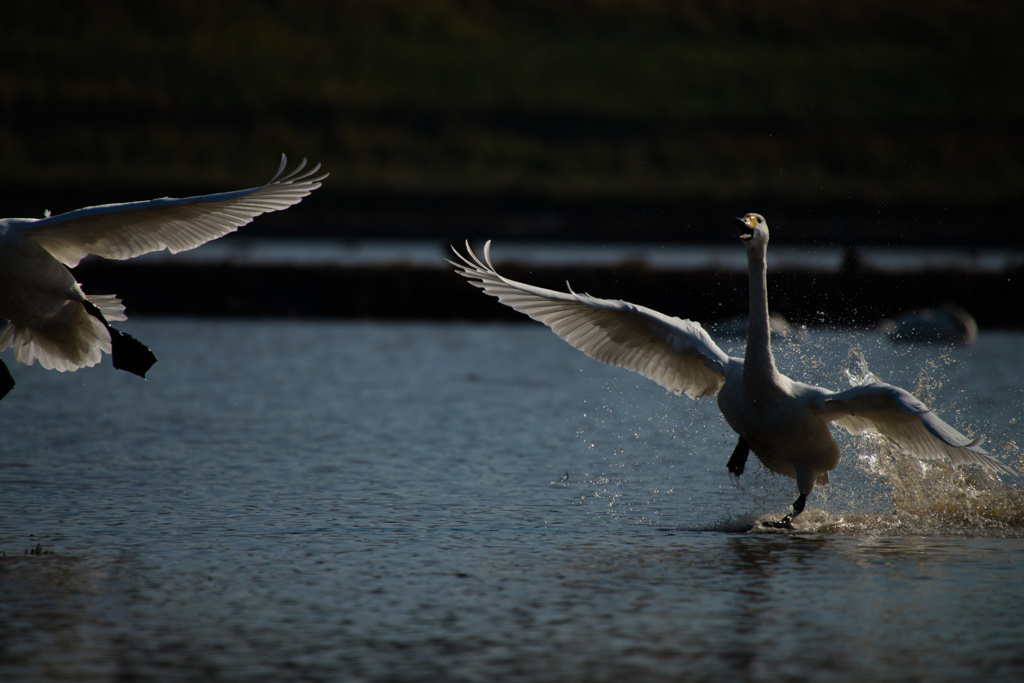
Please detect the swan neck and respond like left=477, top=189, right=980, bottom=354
left=745, top=245, right=780, bottom=393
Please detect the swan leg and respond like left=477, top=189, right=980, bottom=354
left=763, top=493, right=808, bottom=529
left=82, top=300, right=157, bottom=378
left=0, top=359, right=13, bottom=400
left=727, top=436, right=750, bottom=476
left=763, top=464, right=814, bottom=529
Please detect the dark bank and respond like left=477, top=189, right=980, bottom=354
left=75, top=258, right=1024, bottom=330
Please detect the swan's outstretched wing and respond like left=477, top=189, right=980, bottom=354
left=20, top=155, right=327, bottom=267
left=816, top=382, right=1016, bottom=475
left=451, top=241, right=730, bottom=399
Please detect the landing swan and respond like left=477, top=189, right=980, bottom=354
left=451, top=214, right=1015, bottom=528
left=0, top=155, right=327, bottom=400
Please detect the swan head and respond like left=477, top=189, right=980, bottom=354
left=734, top=213, right=768, bottom=248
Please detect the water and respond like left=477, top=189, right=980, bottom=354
left=2, top=321, right=1023, bottom=682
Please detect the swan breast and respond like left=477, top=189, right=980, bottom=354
left=718, top=374, right=841, bottom=478
left=0, top=226, right=84, bottom=326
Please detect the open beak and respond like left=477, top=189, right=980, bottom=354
left=733, top=216, right=754, bottom=241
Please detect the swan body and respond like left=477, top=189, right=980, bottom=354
left=451, top=214, right=1015, bottom=528
left=881, top=303, right=978, bottom=345
left=0, top=155, right=327, bottom=399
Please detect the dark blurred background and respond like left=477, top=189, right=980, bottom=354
left=3, top=0, right=1023, bottom=328
left=3, top=0, right=1022, bottom=244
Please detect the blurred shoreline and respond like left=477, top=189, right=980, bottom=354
left=75, top=240, right=1024, bottom=329
left=126, top=238, right=1023, bottom=273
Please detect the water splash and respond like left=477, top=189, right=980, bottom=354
left=843, top=346, right=880, bottom=386
left=756, top=347, right=1024, bottom=536
left=851, top=433, right=1024, bottom=535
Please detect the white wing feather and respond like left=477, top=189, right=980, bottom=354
left=816, top=382, right=1015, bottom=475
left=451, top=241, right=731, bottom=399
left=20, top=155, right=327, bottom=267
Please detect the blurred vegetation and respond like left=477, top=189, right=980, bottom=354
left=1, top=0, right=1022, bottom=240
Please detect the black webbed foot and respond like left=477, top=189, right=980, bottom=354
left=727, top=436, right=750, bottom=477
left=82, top=300, right=157, bottom=378
left=762, top=515, right=795, bottom=530
left=109, top=329, right=158, bottom=378
left=760, top=492, right=807, bottom=530
left=0, top=359, right=14, bottom=400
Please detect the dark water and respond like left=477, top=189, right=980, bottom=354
left=2, top=321, right=1023, bottom=682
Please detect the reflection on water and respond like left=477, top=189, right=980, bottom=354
left=1, top=321, right=1023, bottom=681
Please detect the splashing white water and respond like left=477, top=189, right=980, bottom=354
left=843, top=346, right=881, bottom=387
left=755, top=345, right=1024, bottom=536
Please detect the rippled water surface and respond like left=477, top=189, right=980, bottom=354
left=2, top=321, right=1023, bottom=682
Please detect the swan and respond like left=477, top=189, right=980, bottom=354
left=451, top=214, right=1015, bottom=528
left=879, top=303, right=978, bottom=345
left=0, top=155, right=327, bottom=401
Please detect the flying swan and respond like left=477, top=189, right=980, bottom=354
left=0, top=155, right=327, bottom=400
left=451, top=214, right=1016, bottom=528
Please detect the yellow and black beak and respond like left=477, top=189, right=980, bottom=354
left=734, top=216, right=754, bottom=241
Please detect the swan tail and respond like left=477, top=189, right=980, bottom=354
left=85, top=293, right=128, bottom=322
left=0, top=302, right=112, bottom=372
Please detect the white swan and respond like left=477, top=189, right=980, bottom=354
left=0, top=155, right=327, bottom=400
left=451, top=214, right=1015, bottom=528
left=880, top=303, right=978, bottom=345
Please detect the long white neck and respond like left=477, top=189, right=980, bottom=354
left=744, top=244, right=782, bottom=401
